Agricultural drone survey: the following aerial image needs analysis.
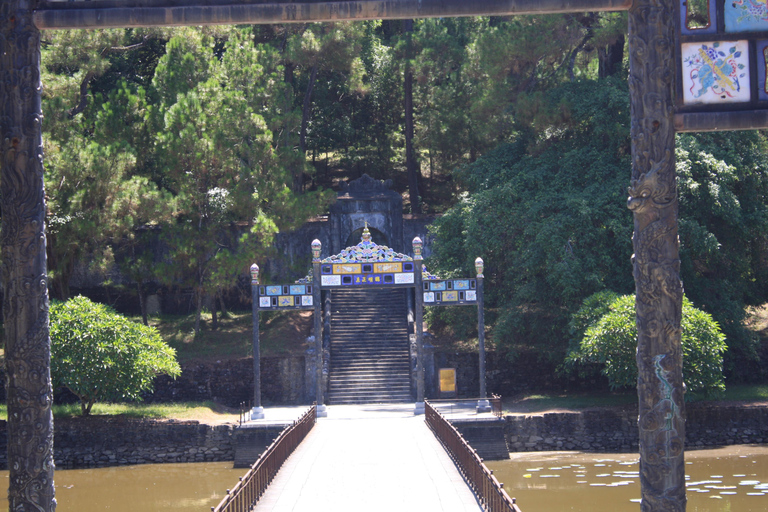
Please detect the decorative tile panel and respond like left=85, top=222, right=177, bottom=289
left=725, top=0, right=768, bottom=33
left=681, top=41, right=750, bottom=104
left=266, top=285, right=282, bottom=296
left=321, top=275, right=342, bottom=287
left=394, top=273, right=415, bottom=284
left=424, top=292, right=435, bottom=303
left=259, top=297, right=271, bottom=308
left=301, top=295, right=314, bottom=306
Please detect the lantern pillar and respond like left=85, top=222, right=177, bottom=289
left=250, top=264, right=264, bottom=419
left=312, top=239, right=327, bottom=417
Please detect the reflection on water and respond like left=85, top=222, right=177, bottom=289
left=0, top=462, right=241, bottom=512
left=487, top=445, right=768, bottom=512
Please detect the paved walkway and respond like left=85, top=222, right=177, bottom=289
left=253, top=404, right=484, bottom=511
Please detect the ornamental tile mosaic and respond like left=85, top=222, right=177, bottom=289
left=321, top=225, right=413, bottom=264
left=682, top=41, right=750, bottom=104
left=725, top=0, right=768, bottom=33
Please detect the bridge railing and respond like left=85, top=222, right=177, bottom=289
left=212, top=404, right=317, bottom=512
left=425, top=399, right=521, bottom=512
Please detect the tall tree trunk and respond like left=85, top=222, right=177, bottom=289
left=219, top=293, right=229, bottom=319
left=599, top=34, right=625, bottom=78
left=1, top=2, right=57, bottom=510
left=194, top=286, right=203, bottom=335
left=297, top=62, right=319, bottom=193
left=211, top=293, right=219, bottom=331
left=628, top=0, right=686, bottom=510
left=137, top=280, right=148, bottom=326
left=403, top=19, right=421, bottom=214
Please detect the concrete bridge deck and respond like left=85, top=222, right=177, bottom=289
left=247, top=404, right=484, bottom=511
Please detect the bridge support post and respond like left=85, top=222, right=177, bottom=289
left=628, top=0, right=686, bottom=510
left=1, top=2, right=56, bottom=510
left=250, top=264, right=264, bottom=419
left=312, top=240, right=327, bottom=417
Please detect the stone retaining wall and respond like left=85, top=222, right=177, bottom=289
left=504, top=403, right=768, bottom=453
left=0, top=417, right=236, bottom=470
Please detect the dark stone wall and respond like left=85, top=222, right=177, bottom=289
left=0, top=356, right=308, bottom=408
left=428, top=349, right=610, bottom=399
left=504, top=403, right=768, bottom=453
left=144, top=357, right=307, bottom=407
left=0, top=418, right=235, bottom=470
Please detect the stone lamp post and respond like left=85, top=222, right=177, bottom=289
left=250, top=263, right=265, bottom=419
left=413, top=237, right=425, bottom=415
left=475, top=257, right=491, bottom=413
left=312, top=239, right=328, bottom=417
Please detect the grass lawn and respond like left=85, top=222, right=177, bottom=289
left=0, top=401, right=240, bottom=424
left=504, top=384, right=768, bottom=414
left=141, top=309, right=312, bottom=363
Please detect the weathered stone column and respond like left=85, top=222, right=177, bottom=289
left=413, top=237, right=425, bottom=414
left=628, top=0, right=686, bottom=510
left=1, top=1, right=56, bottom=510
left=475, top=257, right=490, bottom=413
left=311, top=240, right=327, bottom=417
left=249, top=264, right=264, bottom=419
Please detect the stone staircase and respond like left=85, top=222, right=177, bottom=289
left=327, top=288, right=412, bottom=405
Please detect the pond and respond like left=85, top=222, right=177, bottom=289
left=0, top=462, right=241, bottom=512
left=487, top=445, right=768, bottom=512
left=1, top=446, right=766, bottom=510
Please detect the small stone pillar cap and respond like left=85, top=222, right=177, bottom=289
left=475, top=257, right=484, bottom=278
left=311, top=239, right=322, bottom=262
left=412, top=236, right=424, bottom=260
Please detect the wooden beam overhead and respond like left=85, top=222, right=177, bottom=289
left=34, top=0, right=633, bottom=30
left=675, top=111, right=768, bottom=133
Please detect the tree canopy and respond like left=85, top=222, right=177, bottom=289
left=50, top=296, right=181, bottom=415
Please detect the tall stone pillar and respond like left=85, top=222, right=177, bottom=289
left=249, top=264, right=264, bottom=419
left=312, top=240, right=327, bottom=417
left=413, top=237, right=424, bottom=414
left=1, top=1, right=56, bottom=510
left=628, top=0, right=686, bottom=510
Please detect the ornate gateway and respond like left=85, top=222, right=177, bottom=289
left=247, top=224, right=486, bottom=417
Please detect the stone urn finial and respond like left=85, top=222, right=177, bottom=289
left=311, top=239, right=322, bottom=262
left=250, top=263, right=259, bottom=285
left=475, top=257, right=484, bottom=278
left=412, top=237, right=423, bottom=260
left=362, top=221, right=372, bottom=242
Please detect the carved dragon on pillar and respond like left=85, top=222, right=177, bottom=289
left=628, top=0, right=686, bottom=511
left=1, top=1, right=57, bottom=510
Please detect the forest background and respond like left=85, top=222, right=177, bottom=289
left=7, top=13, right=768, bottom=386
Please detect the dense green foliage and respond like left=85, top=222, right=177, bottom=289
left=50, top=296, right=181, bottom=415
left=428, top=76, right=635, bottom=358
left=0, top=14, right=763, bottom=384
left=565, top=294, right=727, bottom=397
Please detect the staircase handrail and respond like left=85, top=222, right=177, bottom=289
left=425, top=399, right=521, bottom=512
left=212, top=404, right=317, bottom=512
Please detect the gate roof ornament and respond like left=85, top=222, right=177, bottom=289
left=321, top=224, right=413, bottom=264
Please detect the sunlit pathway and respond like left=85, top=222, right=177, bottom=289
left=254, top=404, right=483, bottom=511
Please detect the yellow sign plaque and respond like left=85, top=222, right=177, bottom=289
left=439, top=368, right=456, bottom=393
left=333, top=263, right=362, bottom=274
left=374, top=262, right=402, bottom=273
left=278, top=296, right=294, bottom=307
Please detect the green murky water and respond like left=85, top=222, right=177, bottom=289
left=0, top=446, right=766, bottom=510
left=487, top=445, right=768, bottom=512
left=0, top=462, right=241, bottom=511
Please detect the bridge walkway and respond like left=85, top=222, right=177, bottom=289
left=252, top=404, right=484, bottom=511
